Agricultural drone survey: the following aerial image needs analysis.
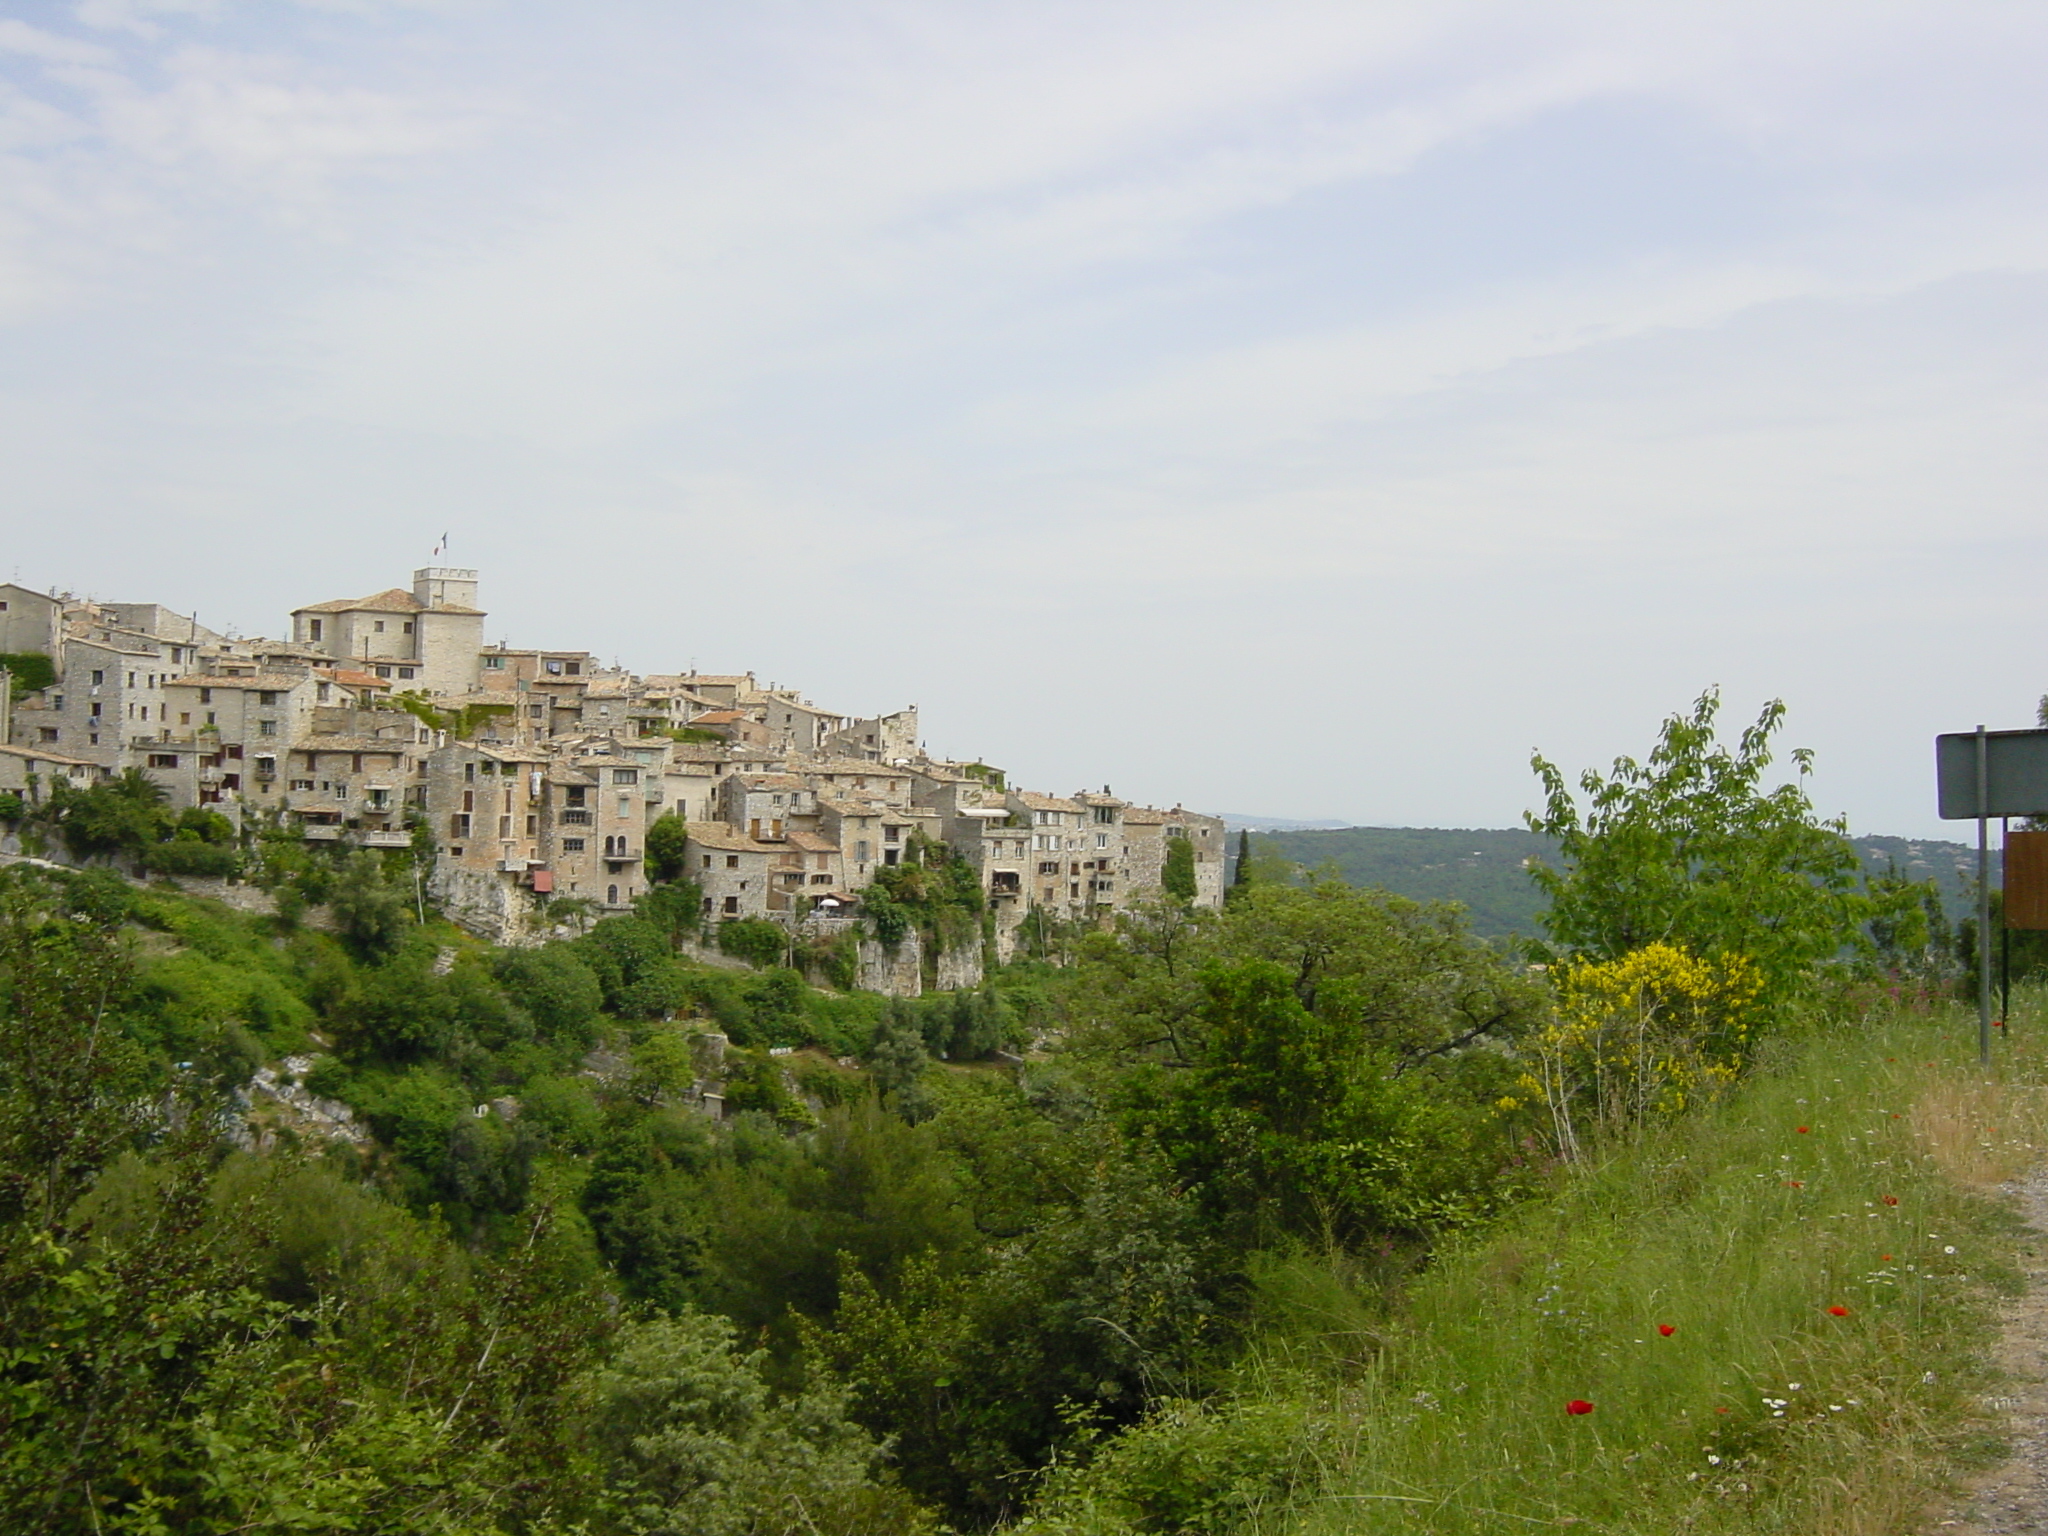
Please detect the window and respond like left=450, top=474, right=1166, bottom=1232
left=90, top=669, right=104, bottom=686
left=402, top=622, right=414, bottom=635
left=811, top=873, right=832, bottom=884
left=290, top=779, right=314, bottom=792
left=373, top=620, right=385, bottom=633
left=178, top=712, right=191, bottom=726
left=562, top=838, right=585, bottom=852
left=205, top=712, right=216, bottom=726
left=258, top=691, right=278, bottom=706
left=89, top=703, right=101, bottom=719
left=526, top=815, right=537, bottom=836
left=398, top=667, right=416, bottom=680
left=564, top=785, right=585, bottom=807
left=1096, top=833, right=1108, bottom=849
left=333, top=785, right=348, bottom=800
left=528, top=704, right=545, bottom=717
left=612, top=768, right=638, bottom=784
left=723, top=896, right=739, bottom=914
left=147, top=753, right=178, bottom=768
left=308, top=619, right=323, bottom=641
left=607, top=885, right=619, bottom=905
left=450, top=814, right=471, bottom=838
left=856, top=840, right=870, bottom=862
left=465, top=762, right=475, bottom=782
left=375, top=665, right=392, bottom=679
left=483, top=655, right=504, bottom=669
left=38, top=727, right=57, bottom=743
left=545, top=660, right=562, bottom=675
left=1039, top=861, right=1060, bottom=875
left=258, top=719, right=277, bottom=736
left=702, top=854, right=712, bottom=868
left=564, top=661, right=581, bottom=675
left=726, top=855, right=740, bottom=869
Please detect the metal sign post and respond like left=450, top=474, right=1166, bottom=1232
left=1977, top=728, right=1991, bottom=1066
left=1935, top=725, right=2048, bottom=1065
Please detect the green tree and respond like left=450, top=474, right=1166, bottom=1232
left=46, top=769, right=168, bottom=862
left=1527, top=689, right=1893, bottom=1014
left=647, top=813, right=691, bottom=883
left=1161, top=835, right=1198, bottom=904
left=0, top=651, right=56, bottom=699
left=326, top=849, right=413, bottom=960
left=580, top=1310, right=930, bottom=1535
left=1228, top=828, right=1253, bottom=903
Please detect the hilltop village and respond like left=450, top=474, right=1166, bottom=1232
left=0, top=568, right=1225, bottom=969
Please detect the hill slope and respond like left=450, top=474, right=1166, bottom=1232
left=1251, top=825, right=1989, bottom=940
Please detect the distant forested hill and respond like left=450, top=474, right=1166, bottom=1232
left=1250, top=826, right=1990, bottom=941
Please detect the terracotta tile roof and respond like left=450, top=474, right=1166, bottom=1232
left=816, top=796, right=880, bottom=819
left=684, top=821, right=775, bottom=854
left=1121, top=808, right=1170, bottom=825
left=317, top=668, right=390, bottom=690
left=798, top=757, right=913, bottom=778
left=295, top=587, right=423, bottom=615
left=0, top=744, right=100, bottom=768
left=1016, top=792, right=1082, bottom=813
left=734, top=773, right=805, bottom=790
left=293, top=736, right=416, bottom=754
left=785, top=831, right=839, bottom=854
left=163, top=673, right=305, bottom=691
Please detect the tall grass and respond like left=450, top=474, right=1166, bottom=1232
left=1032, top=988, right=2048, bottom=1534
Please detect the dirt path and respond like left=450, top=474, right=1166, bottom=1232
left=1937, top=1169, right=2048, bottom=1533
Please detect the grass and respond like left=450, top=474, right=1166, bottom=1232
left=1034, top=987, right=2048, bottom=1534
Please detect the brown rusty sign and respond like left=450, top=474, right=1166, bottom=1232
left=2006, top=830, right=2048, bottom=931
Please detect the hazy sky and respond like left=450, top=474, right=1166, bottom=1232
left=5, top=2, right=2046, bottom=838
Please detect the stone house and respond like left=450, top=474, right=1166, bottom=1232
left=0, top=584, right=66, bottom=661
left=291, top=568, right=485, bottom=699
left=821, top=706, right=919, bottom=763
left=795, top=758, right=913, bottom=809
left=716, top=773, right=817, bottom=842
left=0, top=743, right=103, bottom=800
left=685, top=821, right=778, bottom=921
left=1121, top=806, right=1228, bottom=909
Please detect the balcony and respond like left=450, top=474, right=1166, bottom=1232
left=602, top=849, right=642, bottom=864
left=358, top=830, right=412, bottom=849
left=302, top=824, right=342, bottom=842
left=558, top=808, right=593, bottom=825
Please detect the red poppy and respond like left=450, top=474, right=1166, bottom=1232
left=1716, top=1406, right=1730, bottom=1414
left=1658, top=1324, right=1676, bottom=1337
left=1881, top=1254, right=1892, bottom=1262
left=1565, top=1399, right=1595, bottom=1416
left=1796, top=1126, right=1810, bottom=1134
left=1883, top=1195, right=1899, bottom=1206
left=1784, top=1180, right=1803, bottom=1188
left=1828, top=1305, right=1851, bottom=1317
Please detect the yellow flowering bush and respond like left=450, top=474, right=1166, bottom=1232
left=1520, top=942, right=1761, bottom=1158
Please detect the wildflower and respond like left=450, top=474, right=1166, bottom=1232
left=1945, top=1245, right=1957, bottom=1255
left=1658, top=1324, right=1676, bottom=1337
left=1881, top=1254, right=1892, bottom=1262
left=1796, top=1126, right=1810, bottom=1134
left=1565, top=1399, right=1595, bottom=1416
left=1716, top=1406, right=1730, bottom=1414
left=1883, top=1195, right=1899, bottom=1206
left=1828, top=1306, right=1851, bottom=1317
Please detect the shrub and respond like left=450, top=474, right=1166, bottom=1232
left=716, top=918, right=787, bottom=970
left=141, top=838, right=243, bottom=879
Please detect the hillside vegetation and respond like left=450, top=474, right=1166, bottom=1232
left=0, top=688, right=2036, bottom=1535
left=1253, top=826, right=1989, bottom=940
